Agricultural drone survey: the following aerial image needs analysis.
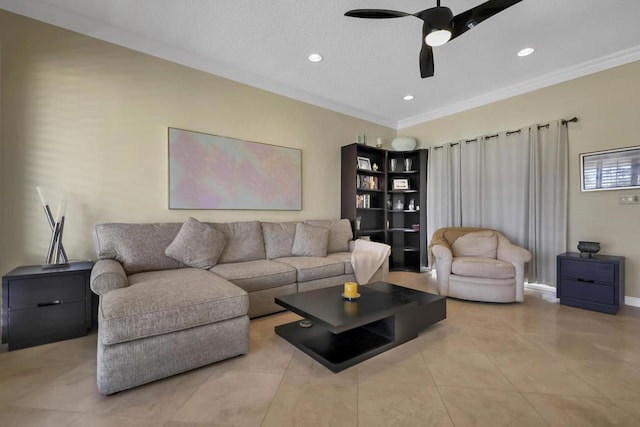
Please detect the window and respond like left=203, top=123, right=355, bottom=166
left=580, top=146, right=640, bottom=191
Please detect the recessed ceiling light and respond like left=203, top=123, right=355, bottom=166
left=517, top=47, right=535, bottom=57
left=403, top=95, right=415, bottom=101
left=308, top=53, right=323, bottom=63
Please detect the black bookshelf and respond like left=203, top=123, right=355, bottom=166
left=341, top=143, right=427, bottom=271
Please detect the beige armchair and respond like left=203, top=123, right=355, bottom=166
left=428, top=227, right=532, bottom=302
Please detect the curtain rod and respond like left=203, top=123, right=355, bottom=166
left=539, top=116, right=578, bottom=129
left=431, top=117, right=579, bottom=150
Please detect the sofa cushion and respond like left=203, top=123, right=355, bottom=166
left=165, top=217, right=227, bottom=269
left=291, top=223, right=329, bottom=257
left=275, top=256, right=344, bottom=282
left=99, top=268, right=248, bottom=345
left=452, top=257, right=515, bottom=279
left=209, top=221, right=266, bottom=264
left=210, top=260, right=296, bottom=292
left=94, top=223, right=184, bottom=274
left=326, top=252, right=354, bottom=275
left=451, top=230, right=498, bottom=259
left=262, top=221, right=300, bottom=259
left=306, top=219, right=353, bottom=253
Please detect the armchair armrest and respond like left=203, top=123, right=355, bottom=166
left=431, top=244, right=453, bottom=296
left=497, top=240, right=532, bottom=265
left=496, top=234, right=532, bottom=302
left=428, top=234, right=452, bottom=268
left=90, top=259, right=128, bottom=296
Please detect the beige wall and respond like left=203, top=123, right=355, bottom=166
left=400, top=61, right=640, bottom=299
left=2, top=10, right=639, bottom=300
left=0, top=11, right=396, bottom=275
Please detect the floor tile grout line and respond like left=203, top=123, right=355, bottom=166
left=519, top=392, right=552, bottom=426
left=258, top=343, right=294, bottom=426
left=355, top=363, right=359, bottom=427
left=418, top=345, right=456, bottom=426
left=165, top=377, right=208, bottom=423
left=4, top=275, right=640, bottom=425
left=4, top=356, right=90, bottom=408
left=552, top=356, right=627, bottom=400
left=512, top=330, right=557, bottom=359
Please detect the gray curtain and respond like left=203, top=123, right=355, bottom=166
left=427, top=120, right=568, bottom=286
left=427, top=142, right=461, bottom=237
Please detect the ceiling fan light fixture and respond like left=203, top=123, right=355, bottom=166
left=308, top=53, right=323, bottom=63
left=425, top=29, right=452, bottom=46
left=517, top=47, right=535, bottom=57
left=344, top=0, right=524, bottom=78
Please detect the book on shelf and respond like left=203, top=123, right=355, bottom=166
left=355, top=194, right=372, bottom=208
left=356, top=174, right=378, bottom=190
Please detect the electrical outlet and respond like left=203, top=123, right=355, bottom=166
left=619, top=194, right=640, bottom=204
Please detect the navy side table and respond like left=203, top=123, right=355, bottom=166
left=2, top=261, right=94, bottom=350
left=556, top=252, right=624, bottom=314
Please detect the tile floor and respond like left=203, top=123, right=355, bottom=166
left=1, top=271, right=640, bottom=426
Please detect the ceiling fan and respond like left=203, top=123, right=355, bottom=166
left=345, top=0, right=523, bottom=78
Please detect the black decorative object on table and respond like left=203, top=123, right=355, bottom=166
left=36, top=186, right=69, bottom=266
left=577, top=241, right=600, bottom=257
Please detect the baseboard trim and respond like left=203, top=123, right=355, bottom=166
left=525, top=283, right=640, bottom=308
left=524, top=283, right=559, bottom=302
left=524, top=282, right=556, bottom=293
left=625, top=296, right=640, bottom=308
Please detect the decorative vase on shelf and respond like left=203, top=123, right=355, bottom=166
left=391, top=137, right=417, bottom=151
left=577, top=241, right=600, bottom=257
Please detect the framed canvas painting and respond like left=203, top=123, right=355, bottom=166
left=169, top=128, right=302, bottom=210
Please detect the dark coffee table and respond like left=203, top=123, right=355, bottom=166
left=274, top=281, right=446, bottom=372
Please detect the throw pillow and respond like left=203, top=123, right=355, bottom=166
left=262, top=222, right=300, bottom=259
left=451, top=230, right=498, bottom=259
left=208, top=221, right=266, bottom=263
left=165, top=217, right=227, bottom=269
left=291, top=223, right=329, bottom=257
left=306, top=219, right=353, bottom=253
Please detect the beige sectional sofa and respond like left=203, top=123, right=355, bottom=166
left=90, top=218, right=388, bottom=394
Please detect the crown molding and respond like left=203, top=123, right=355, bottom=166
left=397, top=45, right=640, bottom=129
left=3, top=0, right=640, bottom=131
left=0, top=0, right=396, bottom=129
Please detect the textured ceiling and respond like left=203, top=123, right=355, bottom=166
left=3, top=0, right=640, bottom=128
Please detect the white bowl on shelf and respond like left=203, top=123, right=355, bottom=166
left=391, top=137, right=417, bottom=151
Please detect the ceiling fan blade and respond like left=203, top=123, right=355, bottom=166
left=450, top=0, right=522, bottom=40
left=345, top=9, right=412, bottom=19
left=420, top=44, right=434, bottom=78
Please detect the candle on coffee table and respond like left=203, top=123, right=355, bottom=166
left=344, top=281, right=358, bottom=298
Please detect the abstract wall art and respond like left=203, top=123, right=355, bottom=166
left=169, top=128, right=302, bottom=210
